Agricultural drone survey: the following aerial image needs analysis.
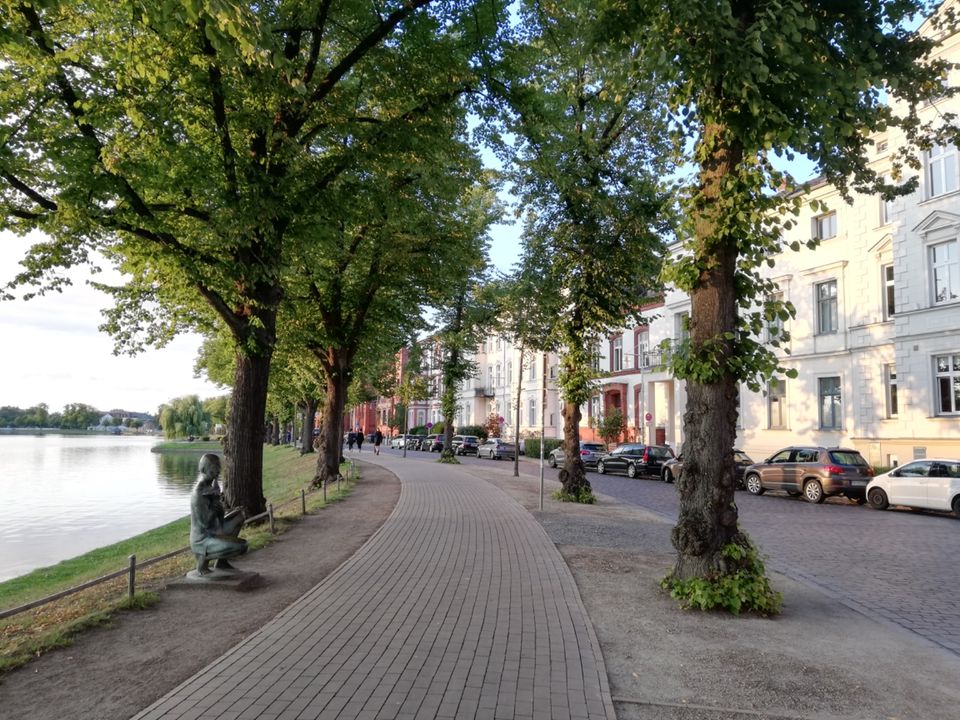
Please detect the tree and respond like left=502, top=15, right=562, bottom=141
left=60, top=403, right=101, bottom=430
left=158, top=395, right=210, bottom=438
left=0, top=0, right=504, bottom=517
left=596, top=407, right=626, bottom=447
left=601, top=0, right=952, bottom=606
left=489, top=0, right=673, bottom=500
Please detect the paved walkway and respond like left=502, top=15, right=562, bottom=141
left=133, top=455, right=613, bottom=720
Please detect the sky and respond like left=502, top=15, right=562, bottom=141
left=0, top=227, right=521, bottom=416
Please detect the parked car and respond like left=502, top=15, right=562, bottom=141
left=452, top=435, right=480, bottom=455
left=866, top=459, right=960, bottom=516
left=479, top=438, right=517, bottom=460
left=410, top=434, right=429, bottom=450
left=661, top=450, right=754, bottom=486
left=743, top=446, right=873, bottom=504
left=548, top=442, right=607, bottom=469
left=421, top=434, right=443, bottom=452
left=389, top=434, right=415, bottom=449
left=596, top=443, right=675, bottom=479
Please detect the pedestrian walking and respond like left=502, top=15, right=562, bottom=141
left=347, top=431, right=355, bottom=451
left=355, top=427, right=364, bottom=452
left=373, top=429, right=383, bottom=455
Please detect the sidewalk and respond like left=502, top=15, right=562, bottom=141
left=133, top=454, right=613, bottom=720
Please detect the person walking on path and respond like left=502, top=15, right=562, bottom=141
left=347, top=431, right=355, bottom=451
left=373, top=428, right=383, bottom=455
left=355, top=427, right=364, bottom=452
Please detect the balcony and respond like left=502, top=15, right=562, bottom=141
left=474, top=386, right=495, bottom=397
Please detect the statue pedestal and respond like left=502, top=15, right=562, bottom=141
left=171, top=568, right=261, bottom=591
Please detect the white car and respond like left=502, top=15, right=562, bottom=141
left=866, top=459, right=960, bottom=516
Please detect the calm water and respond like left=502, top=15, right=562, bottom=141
left=0, top=434, right=205, bottom=582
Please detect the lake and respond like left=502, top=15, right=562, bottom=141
left=0, top=434, right=204, bottom=583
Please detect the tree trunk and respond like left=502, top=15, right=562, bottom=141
left=224, top=351, right=270, bottom=518
left=270, top=414, right=281, bottom=445
left=300, top=397, right=317, bottom=454
left=671, top=121, right=746, bottom=579
left=314, top=357, right=351, bottom=485
left=560, top=399, right=590, bottom=495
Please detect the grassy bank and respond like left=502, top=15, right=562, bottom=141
left=150, top=439, right=223, bottom=453
left=0, top=445, right=351, bottom=671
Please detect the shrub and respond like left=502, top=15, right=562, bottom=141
left=660, top=537, right=782, bottom=615
left=456, top=424, right=488, bottom=440
left=552, top=486, right=596, bottom=504
left=408, top=425, right=428, bottom=436
left=524, top=437, right=563, bottom=459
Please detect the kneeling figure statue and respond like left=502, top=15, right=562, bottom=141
left=190, top=453, right=247, bottom=575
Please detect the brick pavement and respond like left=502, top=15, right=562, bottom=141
left=132, top=456, right=613, bottom=720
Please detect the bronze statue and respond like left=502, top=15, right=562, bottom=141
left=189, top=453, right=247, bottom=575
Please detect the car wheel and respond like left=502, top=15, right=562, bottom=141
left=803, top=479, right=825, bottom=504
left=627, top=463, right=637, bottom=479
left=597, top=460, right=606, bottom=475
left=952, top=495, right=960, bottom=518
left=548, top=456, right=557, bottom=469
left=868, top=487, right=889, bottom=511
left=745, top=474, right=764, bottom=495
left=663, top=468, right=673, bottom=484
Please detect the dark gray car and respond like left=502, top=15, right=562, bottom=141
left=596, top=443, right=675, bottom=479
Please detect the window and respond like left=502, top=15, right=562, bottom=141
left=507, top=361, right=512, bottom=386
left=591, top=344, right=601, bottom=371
left=487, top=366, right=493, bottom=389
left=417, top=410, right=426, bottom=426
left=885, top=364, right=898, bottom=418
left=590, top=395, right=601, bottom=421
left=768, top=378, right=786, bottom=429
left=818, top=377, right=842, bottom=429
left=876, top=139, right=889, bottom=154
left=927, top=144, right=958, bottom=197
left=816, top=280, right=838, bottom=334
left=880, top=175, right=895, bottom=225
left=765, top=291, right=785, bottom=342
left=495, top=363, right=501, bottom=386
left=549, top=364, right=557, bottom=379
left=930, top=239, right=959, bottom=304
left=612, top=336, right=623, bottom=371
left=528, top=358, right=536, bottom=381
left=813, top=212, right=838, bottom=240
left=935, top=353, right=960, bottom=414
left=882, top=265, right=896, bottom=319
left=528, top=398, right=537, bottom=426
left=637, top=331, right=650, bottom=367
left=675, top=312, right=690, bottom=343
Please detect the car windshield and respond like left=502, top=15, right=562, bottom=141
left=648, top=447, right=673, bottom=459
left=464, top=436, right=478, bottom=442
left=582, top=443, right=605, bottom=452
left=734, top=452, right=752, bottom=463
left=829, top=451, right=868, bottom=466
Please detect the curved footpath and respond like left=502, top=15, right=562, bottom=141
left=133, top=454, right=613, bottom=720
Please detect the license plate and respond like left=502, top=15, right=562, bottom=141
left=852, top=480, right=867, bottom=486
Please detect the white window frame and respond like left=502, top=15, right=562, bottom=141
left=935, top=353, right=960, bottom=415
left=528, top=398, right=537, bottom=426
left=880, top=175, right=895, bottom=225
left=818, top=376, right=842, bottom=430
left=768, top=378, right=787, bottom=429
left=816, top=280, right=838, bottom=334
left=528, top=357, right=536, bottom=381
left=813, top=211, right=838, bottom=240
left=882, top=264, right=896, bottom=320
left=612, top=336, right=623, bottom=372
left=884, top=364, right=898, bottom=419
left=927, top=144, right=959, bottom=198
left=929, top=239, right=959, bottom=305
left=675, top=312, right=690, bottom=343
left=765, top=291, right=785, bottom=342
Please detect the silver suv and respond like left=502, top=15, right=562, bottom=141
left=548, top=442, right=606, bottom=469
left=743, top=446, right=874, bottom=504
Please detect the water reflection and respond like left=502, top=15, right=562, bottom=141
left=0, top=434, right=209, bottom=582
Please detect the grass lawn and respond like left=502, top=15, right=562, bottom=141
left=0, top=445, right=353, bottom=672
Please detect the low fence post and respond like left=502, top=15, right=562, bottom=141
left=323, top=478, right=327, bottom=503
left=127, top=555, right=136, bottom=599
left=268, top=503, right=275, bottom=534
left=301, top=488, right=306, bottom=515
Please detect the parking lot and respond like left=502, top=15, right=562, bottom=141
left=377, top=445, right=960, bottom=657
